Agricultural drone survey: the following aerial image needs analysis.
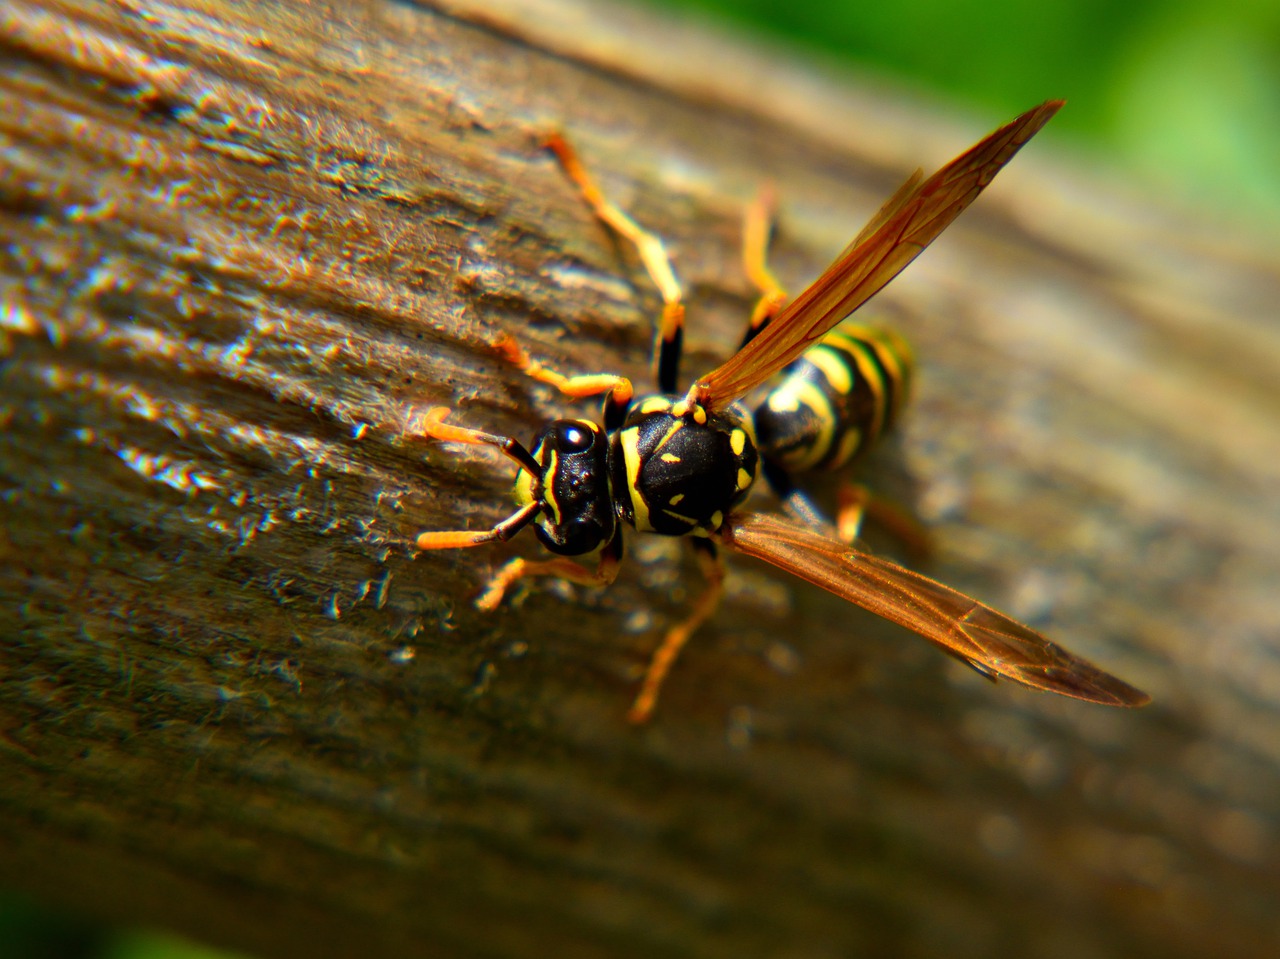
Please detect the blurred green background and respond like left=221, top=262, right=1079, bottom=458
left=4, top=0, right=1274, bottom=957
left=0, top=891, right=246, bottom=959
left=646, top=0, right=1280, bottom=229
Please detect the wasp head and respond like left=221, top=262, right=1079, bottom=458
left=515, top=418, right=615, bottom=555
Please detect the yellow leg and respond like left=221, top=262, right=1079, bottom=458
left=741, top=182, right=788, bottom=341
left=837, top=483, right=934, bottom=562
left=835, top=483, right=868, bottom=544
left=778, top=481, right=933, bottom=562
left=476, top=530, right=624, bottom=611
left=477, top=552, right=620, bottom=612
left=493, top=333, right=633, bottom=405
left=628, top=540, right=725, bottom=724
left=545, top=132, right=686, bottom=392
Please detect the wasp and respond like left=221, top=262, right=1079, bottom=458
left=415, top=101, right=1149, bottom=722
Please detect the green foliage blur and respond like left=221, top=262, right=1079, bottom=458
left=0, top=892, right=248, bottom=959
left=644, top=0, right=1280, bottom=228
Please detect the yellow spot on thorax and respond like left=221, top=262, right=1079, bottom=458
left=670, top=399, right=707, bottom=424
left=655, top=418, right=684, bottom=452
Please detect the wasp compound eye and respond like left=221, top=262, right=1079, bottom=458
left=554, top=423, right=593, bottom=453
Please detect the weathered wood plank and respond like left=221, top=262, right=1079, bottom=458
left=2, top=1, right=1279, bottom=957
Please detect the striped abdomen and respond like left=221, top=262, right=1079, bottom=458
left=752, top=323, right=914, bottom=474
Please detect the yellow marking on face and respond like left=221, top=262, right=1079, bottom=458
left=663, top=508, right=698, bottom=525
left=669, top=493, right=685, bottom=506
left=542, top=449, right=562, bottom=524
left=736, top=468, right=752, bottom=491
left=730, top=428, right=746, bottom=456
left=619, top=426, right=652, bottom=531
left=708, top=511, right=723, bottom=530
left=576, top=418, right=600, bottom=432
left=808, top=345, right=853, bottom=395
left=639, top=396, right=672, bottom=415
left=660, top=453, right=681, bottom=463
left=514, top=468, right=536, bottom=508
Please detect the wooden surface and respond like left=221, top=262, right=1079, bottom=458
left=3, top=1, right=1280, bottom=957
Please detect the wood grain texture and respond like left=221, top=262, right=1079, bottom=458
left=2, top=1, right=1279, bottom=957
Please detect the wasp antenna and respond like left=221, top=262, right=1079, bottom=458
left=416, top=407, right=541, bottom=476
left=504, top=443, right=541, bottom=477
left=416, top=501, right=541, bottom=551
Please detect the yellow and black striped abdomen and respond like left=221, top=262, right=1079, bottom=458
left=752, top=323, right=914, bottom=474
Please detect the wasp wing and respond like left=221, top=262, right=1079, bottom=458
left=718, top=511, right=1149, bottom=707
left=692, top=100, right=1063, bottom=412
left=841, top=169, right=924, bottom=257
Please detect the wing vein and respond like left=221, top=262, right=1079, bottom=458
left=718, top=512, right=1149, bottom=707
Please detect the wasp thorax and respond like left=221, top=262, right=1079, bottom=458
left=610, top=396, right=759, bottom=536
left=518, top=418, right=615, bottom=556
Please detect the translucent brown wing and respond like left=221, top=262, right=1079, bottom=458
left=718, top=512, right=1149, bottom=707
left=691, top=100, right=1063, bottom=412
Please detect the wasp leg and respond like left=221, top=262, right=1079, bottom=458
left=837, top=483, right=934, bottom=561
left=475, top=526, right=624, bottom=612
left=494, top=333, right=634, bottom=431
left=544, top=132, right=686, bottom=394
left=761, top=460, right=839, bottom=538
left=740, top=182, right=788, bottom=348
left=765, top=459, right=932, bottom=560
left=835, top=482, right=867, bottom=543
left=628, top=538, right=725, bottom=724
